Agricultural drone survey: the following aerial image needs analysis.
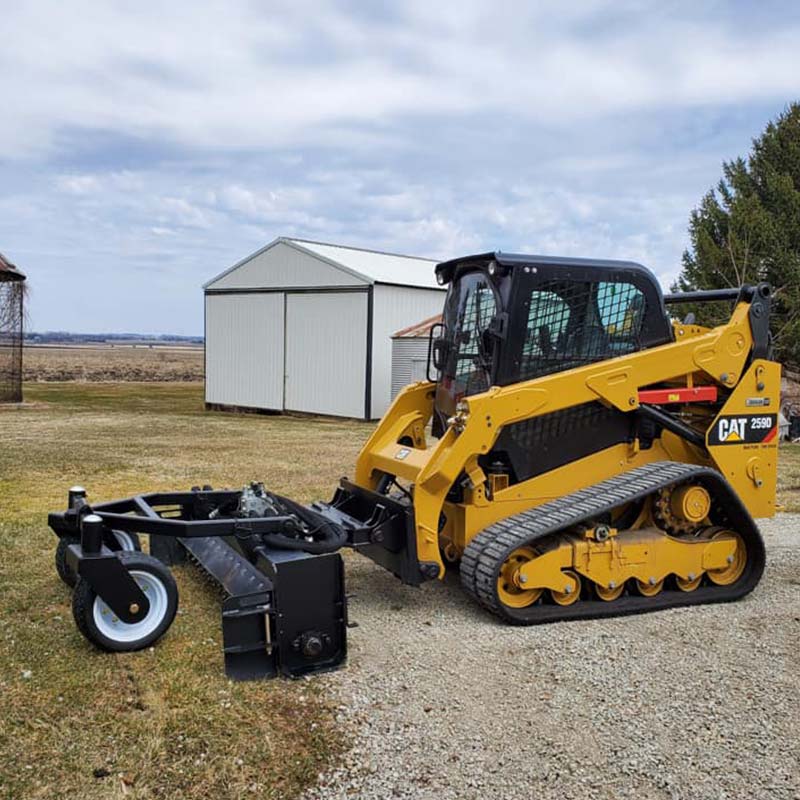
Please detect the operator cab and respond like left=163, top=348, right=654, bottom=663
left=430, top=253, right=673, bottom=479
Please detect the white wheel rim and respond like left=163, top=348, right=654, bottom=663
left=112, top=530, right=137, bottom=551
left=93, top=570, right=168, bottom=643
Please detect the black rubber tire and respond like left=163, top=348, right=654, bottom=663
left=55, top=536, right=79, bottom=587
left=106, top=530, right=142, bottom=552
left=72, top=552, right=178, bottom=652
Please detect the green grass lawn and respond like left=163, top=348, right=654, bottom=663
left=0, top=383, right=372, bottom=800
left=2, top=382, right=799, bottom=799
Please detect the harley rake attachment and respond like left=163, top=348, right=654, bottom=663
left=48, top=480, right=413, bottom=680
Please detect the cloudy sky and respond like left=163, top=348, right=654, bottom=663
left=2, top=1, right=799, bottom=335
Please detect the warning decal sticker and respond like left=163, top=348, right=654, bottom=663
left=707, top=414, right=778, bottom=446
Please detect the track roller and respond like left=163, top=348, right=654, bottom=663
left=594, top=582, right=625, bottom=601
left=550, top=571, right=582, bottom=605
left=633, top=577, right=664, bottom=597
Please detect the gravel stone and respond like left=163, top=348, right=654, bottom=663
left=303, top=515, right=800, bottom=800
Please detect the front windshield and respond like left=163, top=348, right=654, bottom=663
left=441, top=270, right=498, bottom=397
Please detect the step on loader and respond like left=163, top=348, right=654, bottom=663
left=49, top=252, right=779, bottom=678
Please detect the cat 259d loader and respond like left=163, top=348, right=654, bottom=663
left=48, top=252, right=779, bottom=679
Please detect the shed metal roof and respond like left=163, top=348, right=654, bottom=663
left=292, top=239, right=440, bottom=289
left=204, top=237, right=442, bottom=290
left=392, top=314, right=442, bottom=338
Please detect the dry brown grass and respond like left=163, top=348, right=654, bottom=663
left=2, top=382, right=799, bottom=799
left=777, top=443, right=800, bottom=512
left=24, top=345, right=204, bottom=383
left=0, top=382, right=372, bottom=800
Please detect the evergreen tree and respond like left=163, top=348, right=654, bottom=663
left=674, top=103, right=800, bottom=368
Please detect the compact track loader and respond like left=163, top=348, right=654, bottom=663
left=49, top=252, right=779, bottom=678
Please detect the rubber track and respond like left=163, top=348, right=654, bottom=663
left=460, top=461, right=766, bottom=624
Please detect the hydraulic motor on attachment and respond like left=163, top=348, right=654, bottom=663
left=49, top=251, right=779, bottom=679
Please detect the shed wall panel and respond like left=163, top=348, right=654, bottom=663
left=391, top=337, right=432, bottom=399
left=208, top=241, right=365, bottom=290
left=285, top=292, right=367, bottom=417
left=205, top=293, right=284, bottom=409
left=371, top=285, right=445, bottom=417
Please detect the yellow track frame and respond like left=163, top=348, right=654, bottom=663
left=515, top=527, right=738, bottom=594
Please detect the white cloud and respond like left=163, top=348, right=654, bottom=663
left=0, top=2, right=798, bottom=157
left=1, top=1, right=798, bottom=332
left=55, top=174, right=102, bottom=195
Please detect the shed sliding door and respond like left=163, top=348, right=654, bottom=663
left=284, top=292, right=367, bottom=417
left=205, top=293, right=285, bottom=409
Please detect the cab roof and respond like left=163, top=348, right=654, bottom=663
left=435, top=251, right=661, bottom=289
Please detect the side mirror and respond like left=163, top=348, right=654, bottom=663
left=427, top=323, right=448, bottom=380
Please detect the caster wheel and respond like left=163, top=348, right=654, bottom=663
left=72, top=552, right=178, bottom=652
left=55, top=536, right=79, bottom=587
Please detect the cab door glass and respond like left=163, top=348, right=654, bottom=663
left=450, top=274, right=497, bottom=395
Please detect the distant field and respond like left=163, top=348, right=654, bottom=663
left=24, top=343, right=204, bottom=383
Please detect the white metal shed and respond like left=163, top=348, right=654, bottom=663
left=204, top=237, right=446, bottom=419
left=390, top=314, right=442, bottom=400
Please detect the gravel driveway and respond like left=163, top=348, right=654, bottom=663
left=304, top=515, right=800, bottom=800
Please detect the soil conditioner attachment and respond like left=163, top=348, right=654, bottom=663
left=49, top=251, right=780, bottom=679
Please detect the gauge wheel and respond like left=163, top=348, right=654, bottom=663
left=107, top=530, right=142, bottom=552
left=55, top=536, right=80, bottom=587
left=72, top=552, right=178, bottom=652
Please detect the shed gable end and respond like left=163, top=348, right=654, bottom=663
left=206, top=240, right=368, bottom=291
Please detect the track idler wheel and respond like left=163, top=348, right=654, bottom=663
left=496, top=547, right=543, bottom=608
left=705, top=529, right=747, bottom=586
left=72, top=552, right=179, bottom=652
